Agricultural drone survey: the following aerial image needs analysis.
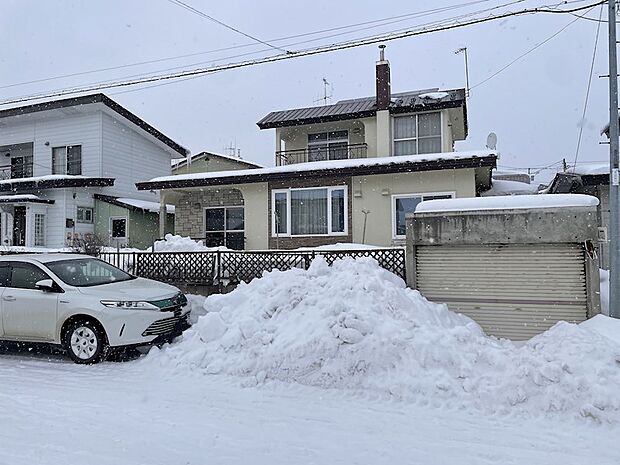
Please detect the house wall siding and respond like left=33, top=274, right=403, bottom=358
left=0, top=112, right=103, bottom=177
left=101, top=113, right=173, bottom=200
left=267, top=175, right=352, bottom=249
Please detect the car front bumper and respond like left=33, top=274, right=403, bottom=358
left=106, top=307, right=191, bottom=347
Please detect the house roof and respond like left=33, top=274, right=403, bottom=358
left=0, top=175, right=115, bottom=192
left=136, top=150, right=497, bottom=190
left=94, top=194, right=175, bottom=214
left=0, top=94, right=189, bottom=156
left=0, top=194, right=54, bottom=204
left=256, top=88, right=467, bottom=131
left=171, top=151, right=263, bottom=170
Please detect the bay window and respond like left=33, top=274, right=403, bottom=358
left=393, top=112, right=441, bottom=156
left=392, top=192, right=454, bottom=238
left=272, top=186, right=347, bottom=236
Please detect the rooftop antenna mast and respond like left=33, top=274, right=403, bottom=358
left=313, top=77, right=333, bottom=106
left=455, top=47, right=470, bottom=98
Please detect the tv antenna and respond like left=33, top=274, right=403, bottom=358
left=314, top=77, right=333, bottom=106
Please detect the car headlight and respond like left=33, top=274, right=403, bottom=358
left=100, top=300, right=159, bottom=310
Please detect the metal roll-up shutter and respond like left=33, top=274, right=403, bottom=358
left=415, top=243, right=588, bottom=340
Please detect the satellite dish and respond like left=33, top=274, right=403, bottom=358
left=486, top=132, right=498, bottom=150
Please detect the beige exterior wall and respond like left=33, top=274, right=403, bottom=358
left=172, top=156, right=257, bottom=175
left=351, top=168, right=477, bottom=247
left=237, top=182, right=269, bottom=250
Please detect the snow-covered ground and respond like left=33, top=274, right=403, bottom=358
left=1, top=349, right=619, bottom=465
left=2, top=257, right=620, bottom=463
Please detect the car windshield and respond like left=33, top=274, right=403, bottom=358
left=46, top=258, right=135, bottom=287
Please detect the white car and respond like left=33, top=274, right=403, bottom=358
left=0, top=254, right=190, bottom=364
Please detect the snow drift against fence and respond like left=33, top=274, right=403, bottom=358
left=147, top=257, right=620, bottom=421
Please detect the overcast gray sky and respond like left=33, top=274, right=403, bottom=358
left=0, top=0, right=611, bottom=180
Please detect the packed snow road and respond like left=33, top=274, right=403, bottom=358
left=0, top=347, right=618, bottom=465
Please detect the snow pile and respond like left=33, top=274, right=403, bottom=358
left=149, top=234, right=225, bottom=252
left=147, top=257, right=620, bottom=421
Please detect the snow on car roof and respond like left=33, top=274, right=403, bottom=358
left=415, top=194, right=599, bottom=214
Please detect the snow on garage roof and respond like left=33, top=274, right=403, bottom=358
left=415, top=194, right=599, bottom=214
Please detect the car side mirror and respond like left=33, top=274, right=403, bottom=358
left=35, top=279, right=55, bottom=292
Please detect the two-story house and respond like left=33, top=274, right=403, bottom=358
left=0, top=94, right=187, bottom=249
left=137, top=47, right=496, bottom=250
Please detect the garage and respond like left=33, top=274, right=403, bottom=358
left=406, top=195, right=601, bottom=340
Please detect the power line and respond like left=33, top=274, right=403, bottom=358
left=166, top=0, right=290, bottom=54
left=572, top=3, right=604, bottom=171
left=0, top=0, right=605, bottom=107
left=0, top=0, right=514, bottom=91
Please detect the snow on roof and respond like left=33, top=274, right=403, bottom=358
left=569, top=163, right=609, bottom=176
left=481, top=179, right=539, bottom=197
left=147, top=150, right=498, bottom=184
left=418, top=92, right=449, bottom=99
left=0, top=174, right=90, bottom=185
left=415, top=194, right=599, bottom=214
left=115, top=198, right=175, bottom=214
left=0, top=194, right=42, bottom=201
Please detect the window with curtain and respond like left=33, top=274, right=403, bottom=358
left=52, top=145, right=82, bottom=175
left=273, top=187, right=347, bottom=236
left=393, top=112, right=441, bottom=156
left=393, top=193, right=453, bottom=237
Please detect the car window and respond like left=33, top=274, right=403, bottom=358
left=0, top=265, right=10, bottom=287
left=10, top=263, right=52, bottom=290
left=46, top=258, right=135, bottom=287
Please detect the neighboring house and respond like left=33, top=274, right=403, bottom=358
left=137, top=47, right=496, bottom=250
left=545, top=164, right=610, bottom=268
left=171, top=151, right=262, bottom=175
left=0, top=94, right=187, bottom=249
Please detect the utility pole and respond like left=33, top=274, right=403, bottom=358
left=608, top=0, right=620, bottom=318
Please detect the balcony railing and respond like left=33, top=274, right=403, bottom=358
left=276, top=143, right=367, bottom=166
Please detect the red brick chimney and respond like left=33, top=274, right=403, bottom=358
left=376, top=45, right=391, bottom=111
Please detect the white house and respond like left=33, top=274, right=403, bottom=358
left=0, top=94, right=188, bottom=248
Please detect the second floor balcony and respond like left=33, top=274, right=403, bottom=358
left=276, top=143, right=367, bottom=166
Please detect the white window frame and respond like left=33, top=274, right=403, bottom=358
left=33, top=213, right=46, bottom=247
left=307, top=130, right=349, bottom=161
left=109, top=216, right=128, bottom=239
left=391, top=191, right=455, bottom=239
left=271, top=186, right=348, bottom=237
left=203, top=206, right=245, bottom=248
left=51, top=144, right=82, bottom=175
left=76, top=206, right=94, bottom=224
left=392, top=111, right=443, bottom=156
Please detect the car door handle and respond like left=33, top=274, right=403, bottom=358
left=2, top=296, right=15, bottom=301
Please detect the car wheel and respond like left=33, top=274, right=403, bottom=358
left=63, top=320, right=107, bottom=364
